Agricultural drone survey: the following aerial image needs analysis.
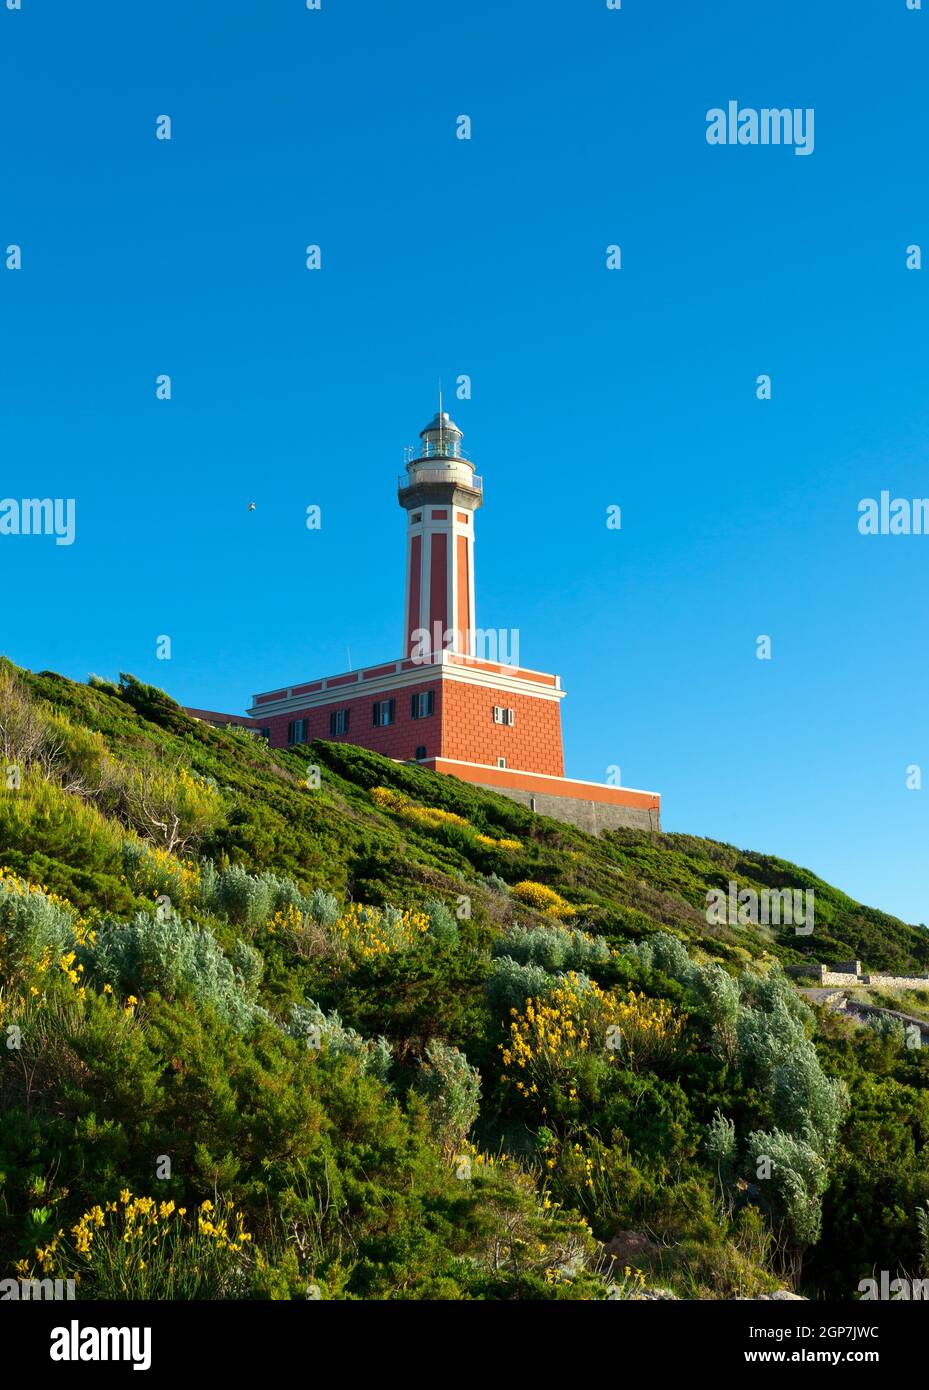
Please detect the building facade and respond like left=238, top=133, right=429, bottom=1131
left=196, top=408, right=661, bottom=834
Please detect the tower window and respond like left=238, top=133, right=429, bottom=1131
left=497, top=757, right=507, bottom=769
left=287, top=719, right=309, bottom=746
left=372, top=698, right=395, bottom=727
left=493, top=706, right=515, bottom=726
left=329, top=709, right=350, bottom=736
left=411, top=690, right=435, bottom=720
left=411, top=512, right=422, bottom=523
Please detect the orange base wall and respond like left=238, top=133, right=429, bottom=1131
left=439, top=679, right=564, bottom=776
left=428, top=757, right=660, bottom=813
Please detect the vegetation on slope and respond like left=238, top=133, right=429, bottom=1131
left=0, top=659, right=927, bottom=1300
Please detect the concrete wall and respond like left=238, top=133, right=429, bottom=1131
left=821, top=971, right=860, bottom=987
left=794, top=963, right=929, bottom=991
left=467, top=781, right=660, bottom=835
left=863, top=973, right=929, bottom=991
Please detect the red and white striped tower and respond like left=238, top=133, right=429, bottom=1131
left=399, top=407, right=482, bottom=660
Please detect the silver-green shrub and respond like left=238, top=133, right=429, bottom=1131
left=692, top=963, right=741, bottom=1063
left=308, top=887, right=339, bottom=929
left=747, top=1127, right=829, bottom=1248
left=85, top=913, right=267, bottom=1032
left=200, top=862, right=308, bottom=929
left=411, top=1040, right=481, bottom=1149
left=485, top=956, right=553, bottom=1014
left=229, top=939, right=264, bottom=1000
left=0, top=876, right=75, bottom=970
left=288, top=1000, right=393, bottom=1083
left=621, top=930, right=694, bottom=985
left=705, top=1108, right=737, bottom=1187
left=493, top=922, right=609, bottom=972
left=425, top=897, right=459, bottom=946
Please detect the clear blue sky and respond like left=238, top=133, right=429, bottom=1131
left=2, top=1, right=927, bottom=926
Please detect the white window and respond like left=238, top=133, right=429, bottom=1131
left=493, top=706, right=515, bottom=726
left=497, top=757, right=507, bottom=768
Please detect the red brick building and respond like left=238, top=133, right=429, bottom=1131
left=193, top=408, right=661, bottom=834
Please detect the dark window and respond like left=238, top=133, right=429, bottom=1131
left=415, top=745, right=427, bottom=761
left=497, top=756, right=507, bottom=768
left=411, top=690, right=435, bottom=720
left=372, top=698, right=395, bottom=727
left=329, top=709, right=350, bottom=736
left=260, top=727, right=272, bottom=742
left=287, top=718, right=308, bottom=746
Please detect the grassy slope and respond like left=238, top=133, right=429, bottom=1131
left=15, top=666, right=928, bottom=982
left=2, top=662, right=928, bottom=1300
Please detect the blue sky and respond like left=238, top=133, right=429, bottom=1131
left=2, top=1, right=927, bottom=925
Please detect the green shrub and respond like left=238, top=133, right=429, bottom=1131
left=201, top=862, right=308, bottom=929
left=411, top=1041, right=481, bottom=1152
left=492, top=922, right=609, bottom=973
left=747, top=1127, right=829, bottom=1248
left=120, top=839, right=199, bottom=909
left=287, top=1000, right=393, bottom=1082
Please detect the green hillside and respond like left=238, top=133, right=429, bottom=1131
left=1, top=658, right=927, bottom=1299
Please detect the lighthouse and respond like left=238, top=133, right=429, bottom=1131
left=399, top=408, right=481, bottom=660
left=238, top=403, right=662, bottom=835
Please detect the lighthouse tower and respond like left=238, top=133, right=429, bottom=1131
left=398, top=408, right=482, bottom=660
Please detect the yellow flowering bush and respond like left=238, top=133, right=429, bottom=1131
left=500, top=974, right=614, bottom=1102
left=511, top=881, right=577, bottom=919
left=370, top=786, right=470, bottom=831
left=24, top=1192, right=253, bottom=1299
left=266, top=903, right=305, bottom=936
left=610, top=990, right=684, bottom=1070
left=329, top=901, right=430, bottom=961
left=501, top=976, right=683, bottom=1108
left=120, top=839, right=200, bottom=909
left=475, top=833, right=522, bottom=851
